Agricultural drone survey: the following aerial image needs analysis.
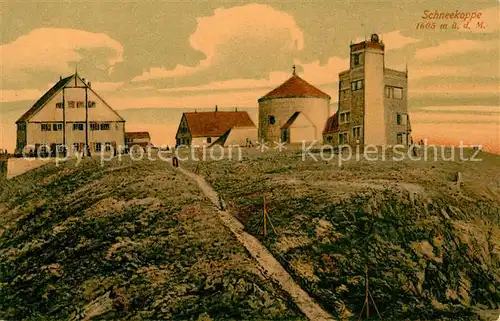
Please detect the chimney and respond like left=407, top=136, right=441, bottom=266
left=82, top=78, right=86, bottom=83
left=235, top=107, right=238, bottom=112
left=215, top=105, right=218, bottom=112
left=59, top=76, right=62, bottom=80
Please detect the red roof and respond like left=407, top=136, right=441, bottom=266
left=125, top=132, right=151, bottom=140
left=323, top=112, right=339, bottom=135
left=183, top=111, right=255, bottom=137
left=259, top=74, right=331, bottom=102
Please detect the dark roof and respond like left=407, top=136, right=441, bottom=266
left=125, top=132, right=151, bottom=140
left=281, top=112, right=301, bottom=129
left=183, top=111, right=255, bottom=137
left=16, top=75, right=74, bottom=123
left=258, top=74, right=331, bottom=102
left=323, top=112, right=339, bottom=134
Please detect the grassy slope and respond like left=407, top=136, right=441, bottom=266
left=0, top=157, right=304, bottom=320
left=186, top=148, right=500, bottom=321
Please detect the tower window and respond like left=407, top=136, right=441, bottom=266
left=353, top=54, right=360, bottom=66
left=385, top=86, right=403, bottom=99
left=351, top=80, right=364, bottom=91
left=207, top=137, right=212, bottom=144
left=352, top=126, right=361, bottom=138
left=269, top=115, right=276, bottom=125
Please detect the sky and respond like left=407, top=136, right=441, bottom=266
left=1, top=0, right=499, bottom=153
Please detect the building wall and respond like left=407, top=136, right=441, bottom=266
left=384, top=69, right=410, bottom=145
left=363, top=47, right=386, bottom=146
left=24, top=121, right=125, bottom=153
left=290, top=126, right=315, bottom=143
left=259, top=97, right=330, bottom=143
left=190, top=136, right=219, bottom=146
left=175, top=115, right=192, bottom=146
left=224, top=127, right=258, bottom=146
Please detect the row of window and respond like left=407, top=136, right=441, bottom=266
left=339, top=86, right=404, bottom=100
left=35, top=142, right=113, bottom=153
left=176, top=138, right=191, bottom=146
left=40, top=123, right=112, bottom=132
left=339, top=111, right=351, bottom=124
left=55, top=101, right=96, bottom=109
left=329, top=131, right=408, bottom=145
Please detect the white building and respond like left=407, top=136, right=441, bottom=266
left=15, top=73, right=125, bottom=156
left=258, top=68, right=331, bottom=144
left=323, top=34, right=412, bottom=147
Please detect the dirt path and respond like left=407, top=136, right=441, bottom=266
left=178, top=167, right=335, bottom=321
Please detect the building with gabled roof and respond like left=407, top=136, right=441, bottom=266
left=175, top=108, right=257, bottom=147
left=258, top=67, right=331, bottom=144
left=15, top=72, right=125, bottom=155
left=125, top=132, right=152, bottom=151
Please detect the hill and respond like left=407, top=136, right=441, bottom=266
left=0, top=157, right=304, bottom=320
left=182, top=147, right=500, bottom=320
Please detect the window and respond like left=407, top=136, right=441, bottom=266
left=95, top=143, right=102, bottom=152
left=340, top=112, right=351, bottom=124
left=396, top=114, right=408, bottom=125
left=52, top=123, right=63, bottom=131
left=351, top=80, right=364, bottom=91
left=88, top=101, right=96, bottom=108
left=40, top=145, right=48, bottom=153
left=353, top=126, right=361, bottom=138
left=90, top=123, right=99, bottom=131
left=353, top=53, right=360, bottom=66
left=385, top=86, right=403, bottom=99
left=100, top=123, right=110, bottom=131
left=56, top=102, right=63, bottom=109
left=397, top=133, right=408, bottom=145
left=105, top=142, right=112, bottom=152
left=325, top=136, right=332, bottom=143
left=77, top=101, right=84, bottom=108
left=73, top=143, right=80, bottom=152
left=56, top=144, right=65, bottom=152
left=339, top=132, right=348, bottom=145
left=269, top=115, right=276, bottom=125
left=68, top=101, right=75, bottom=108
left=207, top=137, right=212, bottom=144
left=41, top=124, right=51, bottom=131
left=73, top=123, right=84, bottom=131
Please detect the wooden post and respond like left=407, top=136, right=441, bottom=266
left=365, top=265, right=369, bottom=319
left=263, top=197, right=267, bottom=238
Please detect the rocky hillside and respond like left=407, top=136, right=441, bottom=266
left=185, top=148, right=500, bottom=321
left=0, top=157, right=304, bottom=320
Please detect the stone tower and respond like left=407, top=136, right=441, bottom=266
left=323, top=34, right=411, bottom=147
left=258, top=67, right=331, bottom=144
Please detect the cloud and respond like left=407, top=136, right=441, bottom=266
left=106, top=90, right=263, bottom=109
left=355, top=30, right=420, bottom=50
left=1, top=28, right=124, bottom=77
left=410, top=82, right=499, bottom=94
left=132, top=3, right=304, bottom=82
left=159, top=71, right=290, bottom=93
left=293, top=57, right=348, bottom=85
left=90, top=81, right=124, bottom=91
left=414, top=39, right=498, bottom=61
left=459, top=6, right=500, bottom=33
left=0, top=89, right=43, bottom=103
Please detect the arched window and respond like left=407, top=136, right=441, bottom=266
left=268, top=115, right=276, bottom=125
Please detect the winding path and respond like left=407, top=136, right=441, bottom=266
left=177, top=166, right=335, bottom=321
